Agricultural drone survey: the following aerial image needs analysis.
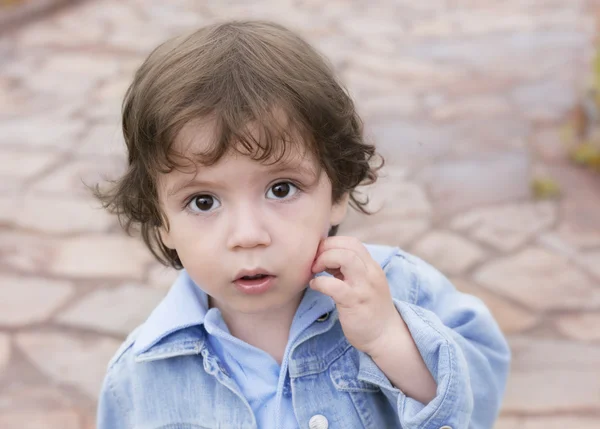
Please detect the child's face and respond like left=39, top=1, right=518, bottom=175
left=158, top=121, right=348, bottom=316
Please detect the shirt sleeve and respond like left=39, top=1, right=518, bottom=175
left=357, top=251, right=511, bottom=429
left=96, top=365, right=132, bottom=429
left=96, top=336, right=137, bottom=429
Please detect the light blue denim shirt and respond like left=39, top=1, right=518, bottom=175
left=97, top=244, right=511, bottom=429
left=185, top=274, right=336, bottom=429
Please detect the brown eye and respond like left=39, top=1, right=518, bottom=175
left=188, top=195, right=220, bottom=212
left=267, top=182, right=298, bottom=200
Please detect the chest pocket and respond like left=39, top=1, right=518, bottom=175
left=329, top=348, right=380, bottom=393
left=329, top=348, right=402, bottom=429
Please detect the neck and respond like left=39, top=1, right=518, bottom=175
left=210, top=291, right=305, bottom=365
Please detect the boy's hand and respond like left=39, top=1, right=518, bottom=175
left=310, top=236, right=404, bottom=357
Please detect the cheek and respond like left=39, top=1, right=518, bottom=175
left=281, top=200, right=331, bottom=236
left=170, top=219, right=220, bottom=263
left=287, top=230, right=323, bottom=281
left=295, top=253, right=317, bottom=284
left=178, top=247, right=223, bottom=292
left=322, top=223, right=330, bottom=238
left=277, top=205, right=330, bottom=265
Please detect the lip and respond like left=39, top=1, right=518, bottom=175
left=233, top=268, right=274, bottom=281
left=232, top=268, right=276, bottom=295
left=233, top=275, right=276, bottom=295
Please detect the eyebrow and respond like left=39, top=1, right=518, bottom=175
left=167, top=178, right=222, bottom=198
left=266, top=161, right=318, bottom=178
left=166, top=161, right=318, bottom=198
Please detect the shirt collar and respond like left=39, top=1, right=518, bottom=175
left=133, top=271, right=209, bottom=356
left=133, top=244, right=398, bottom=357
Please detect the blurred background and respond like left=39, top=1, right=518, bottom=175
left=1, top=0, right=600, bottom=428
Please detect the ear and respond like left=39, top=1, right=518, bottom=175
left=158, top=224, right=175, bottom=249
left=330, top=192, right=350, bottom=226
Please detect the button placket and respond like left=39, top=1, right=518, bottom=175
left=282, top=376, right=292, bottom=397
left=217, top=361, right=229, bottom=377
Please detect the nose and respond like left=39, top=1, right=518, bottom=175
left=226, top=203, right=271, bottom=250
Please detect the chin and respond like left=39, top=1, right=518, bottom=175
left=247, top=289, right=306, bottom=312
left=233, top=300, right=287, bottom=315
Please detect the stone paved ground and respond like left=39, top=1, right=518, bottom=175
left=1, top=0, right=600, bottom=427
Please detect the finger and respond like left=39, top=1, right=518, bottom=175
left=318, top=236, right=371, bottom=260
left=312, top=248, right=368, bottom=283
left=309, top=276, right=355, bottom=307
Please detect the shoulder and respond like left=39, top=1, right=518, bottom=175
left=364, top=243, right=453, bottom=305
left=97, top=325, right=144, bottom=421
left=108, top=325, right=144, bottom=369
left=101, top=324, right=146, bottom=399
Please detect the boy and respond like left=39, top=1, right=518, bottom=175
left=96, top=20, right=510, bottom=429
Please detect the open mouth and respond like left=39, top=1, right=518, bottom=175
left=241, top=274, right=269, bottom=281
left=234, top=272, right=275, bottom=294
left=236, top=274, right=273, bottom=286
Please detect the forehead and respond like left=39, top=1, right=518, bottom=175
left=171, top=117, right=218, bottom=158
left=169, top=116, right=318, bottom=172
left=161, top=119, right=321, bottom=199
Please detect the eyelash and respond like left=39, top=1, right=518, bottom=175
left=182, top=180, right=304, bottom=215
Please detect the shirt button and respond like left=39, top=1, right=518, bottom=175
left=308, top=414, right=329, bottom=429
left=316, top=312, right=330, bottom=322
left=439, top=426, right=453, bottom=429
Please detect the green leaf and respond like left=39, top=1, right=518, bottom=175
left=569, top=142, right=600, bottom=166
left=531, top=177, right=561, bottom=200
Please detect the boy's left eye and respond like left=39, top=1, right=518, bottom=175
left=266, top=182, right=298, bottom=200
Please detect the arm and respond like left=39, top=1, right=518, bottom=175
left=97, top=335, right=138, bottom=429
left=363, top=252, right=511, bottom=429
left=368, top=310, right=437, bottom=404
left=97, top=367, right=132, bottom=429
left=310, top=238, right=510, bottom=429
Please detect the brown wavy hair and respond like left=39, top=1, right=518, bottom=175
left=95, top=20, right=383, bottom=269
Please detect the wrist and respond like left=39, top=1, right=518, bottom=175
left=366, top=309, right=410, bottom=361
left=364, top=305, right=438, bottom=403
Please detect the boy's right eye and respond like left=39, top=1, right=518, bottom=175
left=187, top=195, right=221, bottom=213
